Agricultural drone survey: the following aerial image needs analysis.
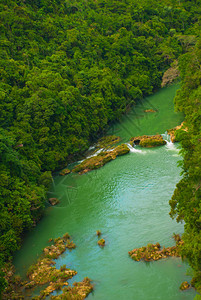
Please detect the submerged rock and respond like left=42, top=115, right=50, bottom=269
left=130, top=135, right=166, bottom=148
left=49, top=198, right=59, bottom=206
left=144, top=109, right=157, bottom=113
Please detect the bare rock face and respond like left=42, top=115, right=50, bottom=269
left=130, top=135, right=166, bottom=148
left=161, top=60, right=180, bottom=88
left=48, top=198, right=59, bottom=206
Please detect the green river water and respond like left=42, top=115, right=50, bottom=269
left=14, top=84, right=198, bottom=299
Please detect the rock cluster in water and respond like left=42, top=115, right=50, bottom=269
left=72, top=143, right=130, bottom=174
left=130, top=134, right=166, bottom=148
left=3, top=234, right=93, bottom=299
left=128, top=235, right=183, bottom=262
left=59, top=132, right=173, bottom=176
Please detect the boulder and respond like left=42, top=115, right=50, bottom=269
left=98, top=239, right=105, bottom=247
left=130, top=135, right=166, bottom=148
left=180, top=281, right=190, bottom=290
left=48, top=198, right=59, bottom=206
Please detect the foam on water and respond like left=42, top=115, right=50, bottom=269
left=126, top=143, right=144, bottom=153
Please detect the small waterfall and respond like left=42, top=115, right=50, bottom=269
left=162, top=131, right=178, bottom=151
left=85, top=148, right=105, bottom=159
left=126, top=143, right=143, bottom=153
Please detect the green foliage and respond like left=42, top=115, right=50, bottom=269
left=1, top=0, right=201, bottom=296
left=169, top=38, right=201, bottom=290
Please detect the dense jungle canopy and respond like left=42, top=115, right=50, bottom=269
left=0, top=0, right=201, bottom=295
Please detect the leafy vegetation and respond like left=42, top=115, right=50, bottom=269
left=169, top=37, right=201, bottom=292
left=0, top=0, right=201, bottom=295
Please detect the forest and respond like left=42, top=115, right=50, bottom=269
left=0, top=0, right=201, bottom=295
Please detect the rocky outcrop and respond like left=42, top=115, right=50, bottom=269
left=72, top=144, right=130, bottom=174
left=161, top=60, right=180, bottom=88
left=3, top=234, right=93, bottom=299
left=25, top=233, right=93, bottom=299
left=129, top=235, right=183, bottom=262
left=167, top=122, right=187, bottom=142
left=130, top=135, right=166, bottom=148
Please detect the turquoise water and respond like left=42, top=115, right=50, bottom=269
left=14, top=85, right=197, bottom=299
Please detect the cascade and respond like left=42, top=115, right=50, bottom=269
left=162, top=132, right=179, bottom=151
left=126, top=143, right=143, bottom=153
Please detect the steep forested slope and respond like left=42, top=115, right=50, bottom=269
left=169, top=38, right=201, bottom=292
left=0, top=0, right=201, bottom=293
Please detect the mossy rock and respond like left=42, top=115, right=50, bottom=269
left=59, top=168, right=71, bottom=176
left=129, top=240, right=182, bottom=262
left=72, top=144, right=129, bottom=174
left=114, top=144, right=130, bottom=155
left=180, top=281, right=190, bottom=290
left=98, top=239, right=105, bottom=247
left=130, top=135, right=166, bottom=148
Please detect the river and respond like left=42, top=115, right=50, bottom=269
left=14, top=84, right=197, bottom=299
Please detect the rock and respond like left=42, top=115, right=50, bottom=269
left=130, top=135, right=166, bottom=148
left=161, top=60, right=180, bottom=88
left=59, top=168, right=71, bottom=176
left=144, top=109, right=157, bottom=113
left=72, top=144, right=129, bottom=174
left=167, top=122, right=188, bottom=142
left=96, top=230, right=101, bottom=236
left=98, top=239, right=105, bottom=247
left=180, top=281, right=190, bottom=290
left=114, top=144, right=130, bottom=156
left=48, top=198, right=59, bottom=206
left=129, top=240, right=182, bottom=262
